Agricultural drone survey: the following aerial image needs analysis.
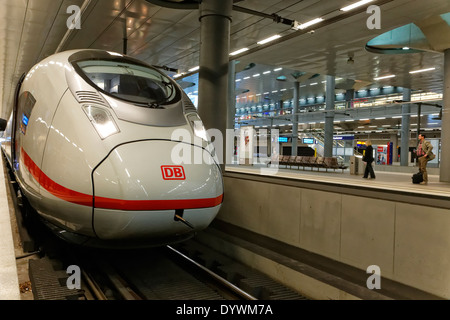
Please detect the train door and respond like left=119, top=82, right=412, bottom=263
left=11, top=73, right=26, bottom=171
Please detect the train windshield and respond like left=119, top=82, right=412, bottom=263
left=75, top=59, right=178, bottom=107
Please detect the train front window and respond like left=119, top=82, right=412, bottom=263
left=75, top=60, right=178, bottom=107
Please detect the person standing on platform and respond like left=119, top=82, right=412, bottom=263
left=362, top=140, right=376, bottom=179
left=415, top=133, right=435, bottom=185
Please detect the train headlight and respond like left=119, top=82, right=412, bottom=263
left=83, top=105, right=120, bottom=139
left=187, top=113, right=209, bottom=142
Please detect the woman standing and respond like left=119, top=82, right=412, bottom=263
left=363, top=140, right=376, bottom=179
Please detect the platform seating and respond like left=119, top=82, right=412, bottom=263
left=323, top=157, right=349, bottom=172
left=266, top=155, right=348, bottom=173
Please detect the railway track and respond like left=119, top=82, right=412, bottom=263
left=5, top=154, right=305, bottom=301
left=71, top=244, right=257, bottom=301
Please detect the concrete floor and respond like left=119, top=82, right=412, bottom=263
left=225, top=164, right=450, bottom=199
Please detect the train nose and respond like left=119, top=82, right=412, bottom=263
left=91, top=140, right=223, bottom=240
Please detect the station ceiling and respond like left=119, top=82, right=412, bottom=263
left=0, top=0, right=449, bottom=120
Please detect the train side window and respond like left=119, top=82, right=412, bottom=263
left=13, top=91, right=36, bottom=169
left=17, top=91, right=36, bottom=136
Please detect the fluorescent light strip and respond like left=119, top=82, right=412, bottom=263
left=188, top=66, right=199, bottom=72
left=374, top=75, right=396, bottom=80
left=409, top=67, right=436, bottom=74
left=257, top=34, right=281, bottom=45
left=297, top=18, right=324, bottom=30
left=340, top=0, right=374, bottom=11
left=230, top=48, right=249, bottom=56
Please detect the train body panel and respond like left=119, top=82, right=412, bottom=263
left=0, top=49, right=223, bottom=248
left=2, top=115, right=13, bottom=163
left=12, top=53, right=72, bottom=206
left=93, top=206, right=219, bottom=241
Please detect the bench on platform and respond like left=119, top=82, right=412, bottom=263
left=266, top=155, right=348, bottom=172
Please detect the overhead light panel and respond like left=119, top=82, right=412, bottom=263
left=340, top=0, right=374, bottom=11
left=409, top=67, right=436, bottom=74
left=374, top=75, right=396, bottom=80
left=257, top=34, right=281, bottom=45
left=188, top=66, right=199, bottom=72
left=230, top=48, right=249, bottom=56
left=296, top=18, right=323, bottom=30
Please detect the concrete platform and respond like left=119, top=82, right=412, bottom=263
left=225, top=163, right=450, bottom=199
left=0, top=154, right=20, bottom=300
left=221, top=164, right=450, bottom=299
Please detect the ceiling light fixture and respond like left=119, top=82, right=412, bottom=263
left=257, top=34, right=281, bottom=45
left=188, top=66, right=199, bottom=72
left=340, top=0, right=374, bottom=12
left=296, top=18, right=324, bottom=30
left=409, top=67, right=436, bottom=74
left=230, top=48, right=249, bottom=56
left=374, top=75, right=396, bottom=80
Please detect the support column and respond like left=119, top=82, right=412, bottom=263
left=324, top=75, right=335, bottom=157
left=440, top=49, right=450, bottom=182
left=291, top=82, right=300, bottom=156
left=226, top=60, right=237, bottom=166
left=390, top=133, right=398, bottom=163
left=227, top=60, right=236, bottom=131
left=198, top=0, right=233, bottom=171
left=345, top=89, right=355, bottom=109
left=400, top=88, right=411, bottom=166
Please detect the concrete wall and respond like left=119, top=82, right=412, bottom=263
left=217, top=176, right=450, bottom=298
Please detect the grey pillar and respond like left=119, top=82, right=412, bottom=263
left=227, top=60, right=236, bottom=131
left=291, top=82, right=300, bottom=156
left=440, top=49, right=450, bottom=182
left=198, top=0, right=233, bottom=171
left=400, top=88, right=411, bottom=166
left=324, top=75, right=335, bottom=157
left=226, top=60, right=237, bottom=165
left=390, top=133, right=398, bottom=163
left=345, top=89, right=355, bottom=109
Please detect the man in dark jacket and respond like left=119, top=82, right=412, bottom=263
left=363, top=140, right=376, bottom=179
left=415, top=133, right=435, bottom=185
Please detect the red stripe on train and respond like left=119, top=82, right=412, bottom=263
left=21, top=148, right=223, bottom=210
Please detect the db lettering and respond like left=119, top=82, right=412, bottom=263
left=161, top=166, right=186, bottom=180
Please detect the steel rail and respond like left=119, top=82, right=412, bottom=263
left=166, top=245, right=257, bottom=300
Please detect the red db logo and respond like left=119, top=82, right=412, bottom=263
left=161, top=166, right=186, bottom=180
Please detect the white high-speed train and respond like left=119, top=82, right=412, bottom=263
left=0, top=49, right=223, bottom=248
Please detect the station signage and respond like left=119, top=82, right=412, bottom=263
left=333, top=135, right=354, bottom=141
